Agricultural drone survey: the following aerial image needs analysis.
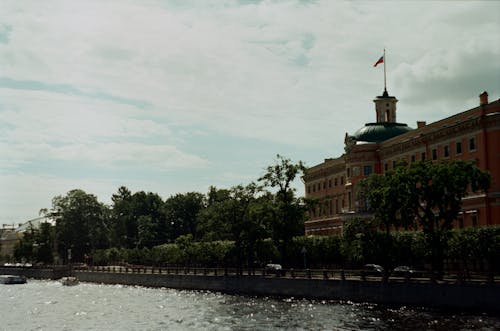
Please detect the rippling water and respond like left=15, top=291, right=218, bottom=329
left=1, top=280, right=498, bottom=330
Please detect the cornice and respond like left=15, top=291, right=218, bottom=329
left=380, top=118, right=482, bottom=158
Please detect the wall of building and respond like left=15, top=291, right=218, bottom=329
left=303, top=94, right=500, bottom=235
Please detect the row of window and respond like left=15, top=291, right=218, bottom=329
left=431, top=137, right=476, bottom=160
left=307, top=176, right=345, bottom=193
left=384, top=137, right=477, bottom=171
left=346, top=165, right=373, bottom=178
left=310, top=198, right=344, bottom=218
left=307, top=164, right=374, bottom=194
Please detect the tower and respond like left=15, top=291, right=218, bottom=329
left=374, top=89, right=398, bottom=123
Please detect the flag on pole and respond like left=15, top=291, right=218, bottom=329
left=373, top=56, right=384, bottom=67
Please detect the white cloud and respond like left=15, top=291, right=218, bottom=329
left=0, top=0, right=499, bottom=222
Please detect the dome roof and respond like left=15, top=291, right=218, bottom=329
left=353, top=122, right=413, bottom=143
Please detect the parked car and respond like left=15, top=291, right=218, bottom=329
left=265, top=263, right=286, bottom=276
left=392, top=266, right=421, bottom=277
left=363, top=264, right=384, bottom=276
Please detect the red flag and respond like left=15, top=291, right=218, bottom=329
left=374, top=56, right=384, bottom=67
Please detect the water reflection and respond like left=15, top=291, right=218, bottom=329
left=0, top=280, right=498, bottom=330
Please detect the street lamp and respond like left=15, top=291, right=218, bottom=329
left=301, top=246, right=307, bottom=269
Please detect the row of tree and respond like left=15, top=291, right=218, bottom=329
left=89, top=224, right=499, bottom=273
left=8, top=158, right=494, bottom=275
left=12, top=155, right=307, bottom=266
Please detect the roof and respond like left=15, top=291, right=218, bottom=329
left=353, top=122, right=413, bottom=143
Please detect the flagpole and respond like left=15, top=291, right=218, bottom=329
left=383, top=48, right=387, bottom=92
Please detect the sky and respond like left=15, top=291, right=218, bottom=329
left=1, top=0, right=499, bottom=225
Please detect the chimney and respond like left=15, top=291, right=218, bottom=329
left=479, top=91, right=488, bottom=106
left=417, top=121, right=426, bottom=128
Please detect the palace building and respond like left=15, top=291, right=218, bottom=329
left=303, top=89, right=500, bottom=235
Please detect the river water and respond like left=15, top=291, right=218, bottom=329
left=1, top=280, right=498, bottom=331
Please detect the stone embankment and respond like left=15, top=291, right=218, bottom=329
left=1, top=266, right=499, bottom=313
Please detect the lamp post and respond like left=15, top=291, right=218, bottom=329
left=301, top=247, right=307, bottom=269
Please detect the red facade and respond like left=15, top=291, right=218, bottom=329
left=303, top=92, right=500, bottom=235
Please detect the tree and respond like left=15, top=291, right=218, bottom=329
left=111, top=188, right=167, bottom=248
left=47, top=189, right=110, bottom=263
left=164, top=192, right=206, bottom=241
left=358, top=162, right=416, bottom=235
left=13, top=223, right=37, bottom=263
left=197, top=184, right=269, bottom=266
left=408, top=161, right=490, bottom=275
left=110, top=186, right=134, bottom=248
left=258, top=154, right=307, bottom=263
left=197, top=187, right=233, bottom=241
left=358, top=162, right=416, bottom=270
left=35, top=222, right=55, bottom=264
left=360, top=160, right=491, bottom=275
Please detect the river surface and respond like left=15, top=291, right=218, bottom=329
left=1, top=280, right=498, bottom=331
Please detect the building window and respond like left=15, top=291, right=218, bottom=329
left=340, top=176, right=344, bottom=185
left=353, top=166, right=360, bottom=177
left=323, top=181, right=326, bottom=189
left=432, top=148, right=438, bottom=160
left=348, top=192, right=352, bottom=210
left=421, top=152, right=426, bottom=161
left=411, top=155, right=416, bottom=163
left=444, top=145, right=449, bottom=158
left=469, top=137, right=476, bottom=151
left=458, top=215, right=464, bottom=229
left=347, top=168, right=351, bottom=178
left=307, top=186, right=311, bottom=194
left=328, top=179, right=332, bottom=188
left=456, top=141, right=462, bottom=155
left=471, top=213, right=478, bottom=227
left=334, top=177, right=338, bottom=186
left=392, top=160, right=396, bottom=169
left=384, top=163, right=388, bottom=172
left=363, top=165, right=373, bottom=176
left=335, top=199, right=338, bottom=214
left=312, top=184, right=316, bottom=192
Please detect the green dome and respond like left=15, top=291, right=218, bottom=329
left=353, top=122, right=413, bottom=143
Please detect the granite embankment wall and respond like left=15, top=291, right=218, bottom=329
left=0, top=267, right=69, bottom=280
left=75, top=271, right=500, bottom=313
left=2, top=267, right=499, bottom=312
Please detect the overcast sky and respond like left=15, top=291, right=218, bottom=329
left=1, top=0, right=499, bottom=224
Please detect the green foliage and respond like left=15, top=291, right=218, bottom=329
left=27, top=157, right=495, bottom=272
left=164, top=192, right=206, bottom=241
left=47, top=189, right=110, bottom=262
left=258, top=154, right=307, bottom=260
left=359, top=160, right=491, bottom=273
left=87, top=226, right=499, bottom=272
left=447, top=226, right=500, bottom=271
left=14, top=222, right=55, bottom=264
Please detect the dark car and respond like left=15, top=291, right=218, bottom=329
left=363, top=264, right=384, bottom=276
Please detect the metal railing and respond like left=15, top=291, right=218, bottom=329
left=76, top=265, right=498, bottom=284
